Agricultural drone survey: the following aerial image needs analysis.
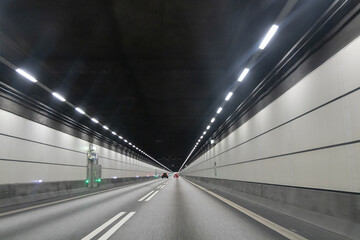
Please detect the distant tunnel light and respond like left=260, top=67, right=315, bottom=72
left=217, top=107, right=223, bottom=114
left=119, top=135, right=123, bottom=139
left=124, top=139, right=128, bottom=143
left=75, top=107, right=85, bottom=114
left=112, top=131, right=116, bottom=135
left=225, top=92, right=233, bottom=101
left=16, top=69, right=38, bottom=83
left=259, top=24, right=279, bottom=50
left=91, top=118, right=99, bottom=123
left=52, top=92, right=66, bottom=102
left=211, top=140, right=215, bottom=144
left=103, top=125, right=109, bottom=130
left=200, top=136, right=203, bottom=139
left=211, top=118, right=215, bottom=123
left=206, top=125, right=210, bottom=130
left=237, top=68, right=249, bottom=82
left=203, top=131, right=206, bottom=135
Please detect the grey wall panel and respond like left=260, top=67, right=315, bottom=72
left=0, top=160, right=86, bottom=184
left=0, top=108, right=164, bottom=184
left=183, top=35, right=360, bottom=193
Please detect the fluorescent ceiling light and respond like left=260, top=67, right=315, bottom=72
left=124, top=139, right=128, bottom=143
left=103, top=125, right=109, bottom=130
left=91, top=118, right=99, bottom=123
left=112, top=131, right=116, bottom=135
left=52, top=92, right=66, bottom=102
left=75, top=107, right=85, bottom=114
left=119, top=136, right=123, bottom=139
left=259, top=24, right=279, bottom=50
left=211, top=118, right=215, bottom=123
left=238, top=68, right=249, bottom=82
left=225, top=92, right=233, bottom=101
left=200, top=136, right=203, bottom=139
left=203, top=131, right=206, bottom=135
left=217, top=107, right=222, bottom=114
left=206, top=125, right=210, bottom=130
left=211, top=140, right=215, bottom=144
left=16, top=69, right=38, bottom=83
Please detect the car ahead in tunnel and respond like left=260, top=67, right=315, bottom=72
left=174, top=173, right=179, bottom=178
left=161, top=173, right=168, bottom=178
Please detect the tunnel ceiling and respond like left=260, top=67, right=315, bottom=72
left=0, top=0, right=350, bottom=171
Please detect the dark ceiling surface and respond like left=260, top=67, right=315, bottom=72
left=0, top=0, right=354, bottom=171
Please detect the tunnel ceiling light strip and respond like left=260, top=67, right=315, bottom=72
left=75, top=107, right=85, bottom=114
left=259, top=24, right=279, bottom=50
left=91, top=118, right=99, bottom=123
left=237, top=68, right=250, bottom=82
left=181, top=22, right=282, bottom=172
left=103, top=125, right=109, bottom=130
left=52, top=92, right=66, bottom=102
left=16, top=68, right=38, bottom=83
left=2, top=61, right=164, bottom=170
left=7, top=64, right=162, bottom=168
left=225, top=92, right=233, bottom=101
left=112, top=131, right=116, bottom=135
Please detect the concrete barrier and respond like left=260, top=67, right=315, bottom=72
left=0, top=177, right=156, bottom=209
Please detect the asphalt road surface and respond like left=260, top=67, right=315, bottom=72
left=0, top=178, right=308, bottom=240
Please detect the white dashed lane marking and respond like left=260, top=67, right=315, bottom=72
left=145, top=191, right=159, bottom=201
left=81, top=211, right=125, bottom=240
left=98, top=212, right=136, bottom=240
left=138, top=191, right=154, bottom=201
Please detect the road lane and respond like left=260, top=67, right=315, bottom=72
left=0, top=177, right=301, bottom=240
left=111, top=178, right=287, bottom=240
left=0, top=179, right=166, bottom=240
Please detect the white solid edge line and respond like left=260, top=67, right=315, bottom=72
left=98, top=212, right=136, bottom=240
left=185, top=179, right=308, bottom=240
left=81, top=211, right=126, bottom=240
left=145, top=190, right=159, bottom=201
left=138, top=191, right=154, bottom=201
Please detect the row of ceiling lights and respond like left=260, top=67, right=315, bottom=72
left=6, top=62, right=172, bottom=172
left=178, top=24, right=279, bottom=172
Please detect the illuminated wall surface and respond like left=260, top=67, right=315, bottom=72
left=182, top=36, right=360, bottom=193
left=0, top=110, right=163, bottom=184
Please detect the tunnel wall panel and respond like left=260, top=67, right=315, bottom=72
left=183, top=35, right=360, bottom=193
left=0, top=109, right=163, bottom=184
